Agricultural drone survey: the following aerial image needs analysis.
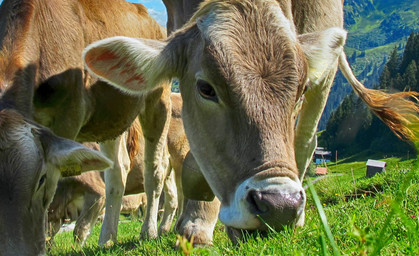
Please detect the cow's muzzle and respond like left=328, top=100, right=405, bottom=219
left=247, top=188, right=304, bottom=228
left=218, top=170, right=306, bottom=232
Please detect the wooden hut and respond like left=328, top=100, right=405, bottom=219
left=366, top=159, right=386, bottom=178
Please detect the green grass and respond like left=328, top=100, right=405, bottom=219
left=49, top=158, right=419, bottom=255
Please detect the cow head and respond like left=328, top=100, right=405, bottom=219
left=47, top=177, right=84, bottom=242
left=0, top=83, right=112, bottom=255
left=83, top=0, right=345, bottom=238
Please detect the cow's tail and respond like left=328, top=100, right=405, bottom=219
left=339, top=52, right=419, bottom=142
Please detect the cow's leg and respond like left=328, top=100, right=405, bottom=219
left=134, top=194, right=147, bottom=221
left=294, top=68, right=338, bottom=182
left=173, top=159, right=185, bottom=217
left=158, top=166, right=178, bottom=235
left=98, top=133, right=130, bottom=246
left=139, top=86, right=171, bottom=239
left=176, top=198, right=220, bottom=245
left=74, top=193, right=105, bottom=246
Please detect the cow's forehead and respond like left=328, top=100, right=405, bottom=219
left=0, top=110, right=42, bottom=199
left=195, top=0, right=296, bottom=43
left=0, top=110, right=35, bottom=147
left=191, top=0, right=305, bottom=106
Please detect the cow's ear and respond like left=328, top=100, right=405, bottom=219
left=298, top=27, right=347, bottom=85
left=83, top=36, right=172, bottom=94
left=39, top=129, right=112, bottom=177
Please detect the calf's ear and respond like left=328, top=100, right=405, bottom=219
left=83, top=37, right=172, bottom=94
left=39, top=130, right=113, bottom=177
left=298, top=27, right=347, bottom=85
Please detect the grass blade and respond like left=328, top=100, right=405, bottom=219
left=307, top=178, right=341, bottom=256
left=371, top=166, right=417, bottom=256
left=319, top=233, right=328, bottom=256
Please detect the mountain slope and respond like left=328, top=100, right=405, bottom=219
left=318, top=0, right=419, bottom=130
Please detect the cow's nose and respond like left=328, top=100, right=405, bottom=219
left=246, top=189, right=304, bottom=228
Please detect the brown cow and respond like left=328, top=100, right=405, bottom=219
left=162, top=0, right=419, bottom=244
left=48, top=94, right=187, bottom=245
left=0, top=0, right=171, bottom=254
left=48, top=192, right=148, bottom=243
left=0, top=108, right=112, bottom=255
left=83, top=0, right=418, bottom=245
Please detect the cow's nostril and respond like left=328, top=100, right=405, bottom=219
left=247, top=190, right=269, bottom=214
left=246, top=189, right=304, bottom=229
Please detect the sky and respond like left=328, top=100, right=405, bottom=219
left=129, top=0, right=168, bottom=26
left=0, top=0, right=168, bottom=27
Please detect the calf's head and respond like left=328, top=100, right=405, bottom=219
left=0, top=109, right=111, bottom=255
left=83, top=0, right=345, bottom=235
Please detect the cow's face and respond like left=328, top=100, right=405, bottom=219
left=176, top=1, right=308, bottom=230
left=0, top=110, right=111, bottom=255
left=83, top=0, right=345, bottom=236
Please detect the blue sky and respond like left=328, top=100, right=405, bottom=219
left=0, top=0, right=168, bottom=26
left=129, top=0, right=167, bottom=26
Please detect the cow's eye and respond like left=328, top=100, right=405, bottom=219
left=196, top=80, right=218, bottom=103
left=38, top=174, right=46, bottom=191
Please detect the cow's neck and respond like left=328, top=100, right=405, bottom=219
left=292, top=0, right=343, bottom=34
left=1, top=1, right=40, bottom=83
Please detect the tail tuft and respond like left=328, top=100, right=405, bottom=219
left=339, top=52, right=419, bottom=143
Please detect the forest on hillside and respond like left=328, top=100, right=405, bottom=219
left=318, top=0, right=419, bottom=130
left=318, top=32, right=419, bottom=157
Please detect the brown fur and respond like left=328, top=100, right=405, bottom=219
left=0, top=0, right=166, bottom=141
left=161, top=0, right=418, bottom=245
left=0, top=110, right=25, bottom=137
left=0, top=0, right=172, bottom=251
left=163, top=1, right=304, bottom=199
left=48, top=95, right=185, bottom=243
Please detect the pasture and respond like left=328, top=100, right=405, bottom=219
left=49, top=157, right=419, bottom=255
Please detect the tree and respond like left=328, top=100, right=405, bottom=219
left=386, top=47, right=400, bottom=77
left=379, top=66, right=391, bottom=89
left=403, top=60, right=417, bottom=91
left=400, top=32, right=419, bottom=74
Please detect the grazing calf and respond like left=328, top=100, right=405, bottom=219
left=47, top=120, right=177, bottom=245
left=84, top=0, right=418, bottom=244
left=0, top=0, right=170, bottom=254
left=120, top=193, right=148, bottom=220
left=0, top=107, right=111, bottom=255
left=48, top=185, right=149, bottom=243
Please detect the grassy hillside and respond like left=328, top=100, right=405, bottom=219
left=319, top=0, right=419, bottom=130
left=49, top=158, right=418, bottom=255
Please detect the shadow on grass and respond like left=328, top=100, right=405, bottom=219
left=52, top=238, right=180, bottom=256
left=51, top=239, right=138, bottom=256
left=336, top=149, right=415, bottom=164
